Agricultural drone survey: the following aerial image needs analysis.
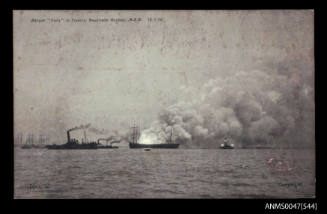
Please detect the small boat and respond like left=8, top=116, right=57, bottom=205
left=144, top=148, right=151, bottom=151
left=220, top=137, right=234, bottom=149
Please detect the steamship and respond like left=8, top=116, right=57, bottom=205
left=46, top=129, right=97, bottom=150
left=129, top=125, right=179, bottom=149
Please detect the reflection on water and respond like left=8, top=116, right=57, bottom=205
left=14, top=148, right=315, bottom=198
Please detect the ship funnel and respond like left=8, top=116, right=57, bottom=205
left=67, top=130, right=71, bottom=142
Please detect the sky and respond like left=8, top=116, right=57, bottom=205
left=14, top=10, right=314, bottom=146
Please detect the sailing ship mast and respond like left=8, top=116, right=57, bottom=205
left=26, top=134, right=34, bottom=145
left=16, top=133, right=23, bottom=145
left=168, top=127, right=173, bottom=144
left=39, top=134, right=44, bottom=145
left=83, top=129, right=88, bottom=143
left=131, top=122, right=139, bottom=144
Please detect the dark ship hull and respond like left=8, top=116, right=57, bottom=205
left=129, top=142, right=179, bottom=149
left=97, top=145, right=119, bottom=149
left=46, top=143, right=98, bottom=150
left=220, top=144, right=234, bottom=149
left=220, top=146, right=234, bottom=149
left=21, top=145, right=46, bottom=149
left=21, top=145, right=33, bottom=149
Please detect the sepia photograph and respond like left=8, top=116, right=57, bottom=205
left=13, top=10, right=315, bottom=199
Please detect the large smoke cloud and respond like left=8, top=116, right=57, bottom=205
left=139, top=59, right=314, bottom=148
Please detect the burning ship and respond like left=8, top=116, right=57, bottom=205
left=129, top=125, right=179, bottom=149
left=46, top=125, right=97, bottom=150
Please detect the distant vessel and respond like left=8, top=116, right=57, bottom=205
left=21, top=134, right=49, bottom=149
left=15, top=133, right=23, bottom=147
left=220, top=137, right=234, bottom=149
left=21, top=134, right=34, bottom=149
left=97, top=137, right=120, bottom=149
left=129, top=125, right=179, bottom=149
left=47, top=128, right=97, bottom=150
left=46, top=140, right=98, bottom=150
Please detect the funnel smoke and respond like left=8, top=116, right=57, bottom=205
left=68, top=123, right=91, bottom=132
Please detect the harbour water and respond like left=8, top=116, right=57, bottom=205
left=14, top=148, right=315, bottom=198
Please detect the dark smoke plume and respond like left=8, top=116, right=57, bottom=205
left=68, top=123, right=91, bottom=132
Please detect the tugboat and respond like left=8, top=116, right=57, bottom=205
left=46, top=128, right=97, bottom=150
left=220, top=136, right=234, bottom=149
left=129, top=125, right=179, bottom=149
